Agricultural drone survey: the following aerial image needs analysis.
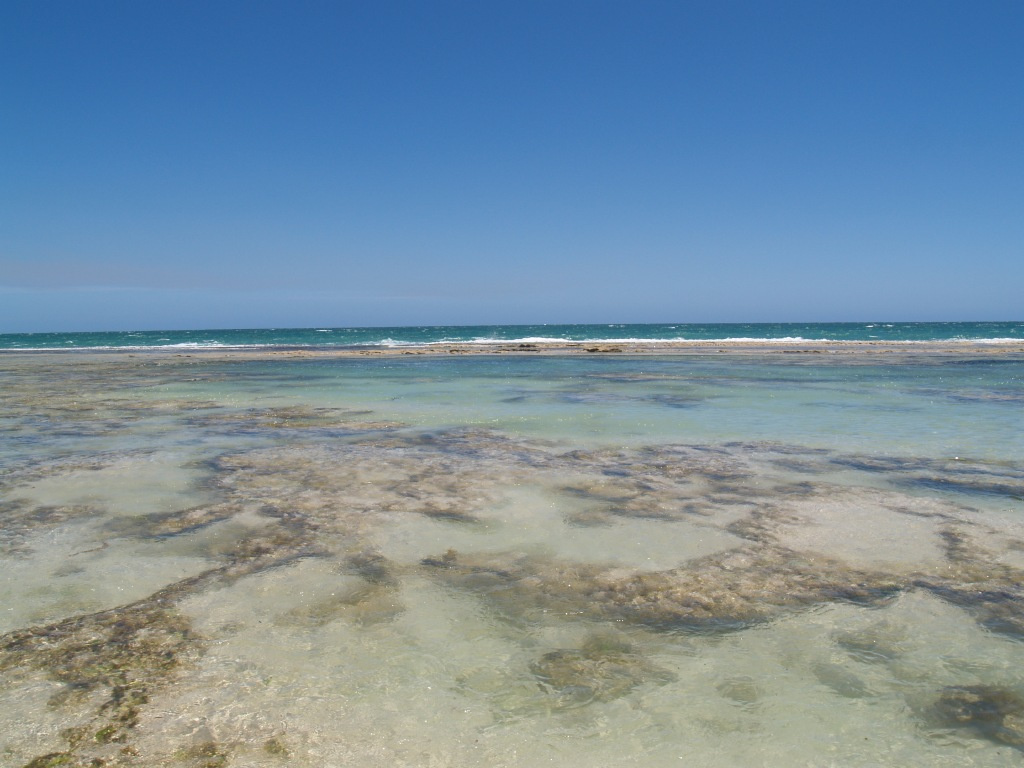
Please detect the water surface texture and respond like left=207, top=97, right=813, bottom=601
left=2, top=351, right=1024, bottom=767
left=2, top=321, right=1023, bottom=349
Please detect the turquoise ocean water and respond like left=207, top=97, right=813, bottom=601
left=2, top=320, right=1023, bottom=349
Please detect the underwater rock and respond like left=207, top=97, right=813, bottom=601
left=5, top=362, right=1024, bottom=764
left=913, top=528, right=1024, bottom=641
left=907, top=475, right=1024, bottom=500
left=828, top=453, right=1024, bottom=501
left=416, top=503, right=481, bottom=523
left=263, top=736, right=290, bottom=757
left=833, top=621, right=907, bottom=664
left=530, top=635, right=676, bottom=706
left=0, top=603, right=197, bottom=696
left=916, top=581, right=1024, bottom=642
left=810, top=661, right=871, bottom=699
left=278, top=551, right=405, bottom=627
left=181, top=739, right=231, bottom=768
left=716, top=676, right=762, bottom=709
left=0, top=504, right=323, bottom=766
left=344, top=549, right=398, bottom=586
left=421, top=546, right=906, bottom=634
left=0, top=597, right=201, bottom=766
left=113, top=502, right=237, bottom=538
left=557, top=478, right=681, bottom=523
left=0, top=500, right=98, bottom=556
left=932, top=685, right=1024, bottom=747
left=284, top=582, right=404, bottom=627
left=186, top=404, right=404, bottom=433
left=20, top=753, right=83, bottom=768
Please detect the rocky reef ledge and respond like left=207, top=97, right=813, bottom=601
left=3, top=339, right=1024, bottom=362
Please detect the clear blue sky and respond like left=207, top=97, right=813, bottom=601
left=2, top=1, right=1022, bottom=332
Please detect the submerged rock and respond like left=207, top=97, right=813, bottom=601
left=0, top=598, right=201, bottom=765
left=917, top=582, right=1024, bottom=642
left=344, top=549, right=398, bottom=586
left=915, top=528, right=1024, bottom=642
left=530, top=635, right=676, bottom=706
left=186, top=404, right=403, bottom=433
left=932, top=685, right=1024, bottom=748
left=421, top=546, right=906, bottom=634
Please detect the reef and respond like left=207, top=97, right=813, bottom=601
left=0, top=499, right=99, bottom=556
left=421, top=545, right=907, bottom=634
left=183, top=405, right=405, bottom=434
left=912, top=527, right=1024, bottom=642
left=0, top=594, right=199, bottom=766
left=530, top=634, right=676, bottom=706
left=931, top=685, right=1024, bottom=748
left=0, top=466, right=331, bottom=766
left=2, top=350, right=1024, bottom=763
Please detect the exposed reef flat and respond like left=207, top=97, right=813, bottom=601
left=4, top=339, right=1024, bottom=364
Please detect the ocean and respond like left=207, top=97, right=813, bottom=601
left=2, top=320, right=1023, bottom=349
left=1, top=338, right=1023, bottom=766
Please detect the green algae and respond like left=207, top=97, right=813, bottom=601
left=180, top=741, right=229, bottom=768
left=0, top=604, right=196, bottom=695
left=262, top=737, right=289, bottom=757
left=92, top=725, right=117, bottom=744
left=2, top=597, right=197, bottom=766
left=0, top=478, right=325, bottom=766
left=22, top=753, right=78, bottom=768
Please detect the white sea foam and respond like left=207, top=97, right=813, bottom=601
left=3, top=335, right=1022, bottom=353
left=287, top=335, right=1018, bottom=348
left=365, top=336, right=1018, bottom=347
left=0, top=342, right=276, bottom=352
left=447, top=336, right=824, bottom=345
left=465, top=336, right=589, bottom=344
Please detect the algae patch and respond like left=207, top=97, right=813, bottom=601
left=530, top=635, right=676, bottom=707
left=931, top=685, right=1024, bottom=749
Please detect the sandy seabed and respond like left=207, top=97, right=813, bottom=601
left=1, top=344, right=1023, bottom=767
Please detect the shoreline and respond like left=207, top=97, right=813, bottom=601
left=3, top=339, right=1024, bottom=361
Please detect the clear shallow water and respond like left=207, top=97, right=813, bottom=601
left=2, top=351, right=1024, bottom=767
left=2, top=320, right=1023, bottom=349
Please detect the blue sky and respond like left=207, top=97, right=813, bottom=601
left=2, top=1, right=1022, bottom=332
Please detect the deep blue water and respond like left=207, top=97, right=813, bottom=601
left=1, top=321, right=1022, bottom=350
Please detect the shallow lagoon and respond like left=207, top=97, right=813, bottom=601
left=2, top=351, right=1024, bottom=766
